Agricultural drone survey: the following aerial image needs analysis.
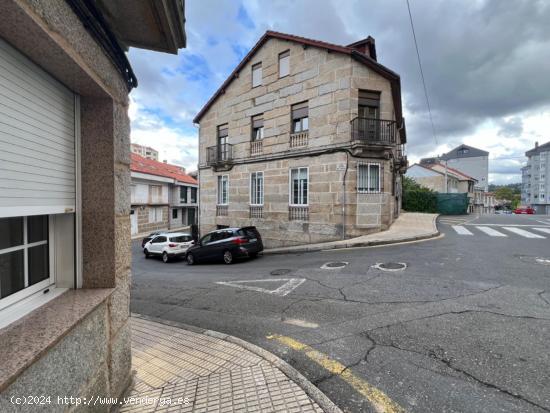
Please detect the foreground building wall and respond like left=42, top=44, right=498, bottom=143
left=0, top=1, right=132, bottom=409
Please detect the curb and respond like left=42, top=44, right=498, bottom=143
left=131, top=313, right=343, bottom=413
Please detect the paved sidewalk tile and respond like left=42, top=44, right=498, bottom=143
left=120, top=317, right=324, bottom=412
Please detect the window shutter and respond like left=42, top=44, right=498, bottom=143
left=217, top=125, right=228, bottom=138
left=0, top=38, right=76, bottom=217
left=291, top=102, right=309, bottom=120
left=252, top=115, right=263, bottom=128
left=359, top=90, right=381, bottom=107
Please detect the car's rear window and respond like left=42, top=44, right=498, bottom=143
left=170, top=235, right=192, bottom=242
left=238, top=228, right=259, bottom=238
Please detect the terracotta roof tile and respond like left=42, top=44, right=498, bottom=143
left=131, top=153, right=197, bottom=185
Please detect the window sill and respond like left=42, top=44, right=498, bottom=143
left=0, top=288, right=114, bottom=392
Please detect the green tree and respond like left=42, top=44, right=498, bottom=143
left=494, top=187, right=514, bottom=200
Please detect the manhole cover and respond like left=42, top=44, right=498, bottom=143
left=519, top=256, right=550, bottom=266
left=320, top=261, right=348, bottom=269
left=373, top=262, right=407, bottom=271
left=270, top=269, right=292, bottom=276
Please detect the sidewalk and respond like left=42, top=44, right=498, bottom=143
left=264, top=212, right=439, bottom=255
left=119, top=315, right=341, bottom=413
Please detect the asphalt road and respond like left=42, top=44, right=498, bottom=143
left=131, top=214, right=550, bottom=413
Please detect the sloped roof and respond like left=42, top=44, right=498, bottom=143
left=192, top=30, right=404, bottom=132
left=131, top=153, right=197, bottom=185
left=525, top=141, right=550, bottom=156
left=441, top=144, right=489, bottom=160
left=428, top=162, right=477, bottom=182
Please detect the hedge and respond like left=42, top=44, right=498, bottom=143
left=403, top=190, right=438, bottom=213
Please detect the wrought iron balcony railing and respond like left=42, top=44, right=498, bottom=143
left=351, top=117, right=397, bottom=145
left=206, top=143, right=233, bottom=165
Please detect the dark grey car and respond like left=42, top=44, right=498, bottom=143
left=185, top=226, right=263, bottom=265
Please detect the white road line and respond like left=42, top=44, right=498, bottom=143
left=533, top=227, right=550, bottom=235
left=502, top=227, right=546, bottom=239
left=452, top=226, right=473, bottom=235
left=475, top=226, right=507, bottom=237
left=215, top=278, right=306, bottom=296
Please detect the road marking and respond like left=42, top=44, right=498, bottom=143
left=533, top=227, right=550, bottom=235
left=452, top=226, right=473, bottom=235
left=215, top=278, right=306, bottom=296
left=502, top=227, right=546, bottom=239
left=475, top=226, right=507, bottom=237
left=282, top=318, right=319, bottom=328
left=465, top=223, right=550, bottom=227
left=267, top=334, right=404, bottom=413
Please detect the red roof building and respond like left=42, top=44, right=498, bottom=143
left=131, top=153, right=197, bottom=185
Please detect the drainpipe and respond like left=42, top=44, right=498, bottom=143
left=342, top=152, right=349, bottom=240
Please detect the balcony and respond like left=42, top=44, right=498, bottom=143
left=290, top=131, right=308, bottom=148
left=216, top=205, right=228, bottom=216
left=289, top=206, right=308, bottom=221
left=249, top=205, right=263, bottom=219
left=250, top=140, right=263, bottom=156
left=207, top=144, right=233, bottom=170
left=351, top=117, right=397, bottom=145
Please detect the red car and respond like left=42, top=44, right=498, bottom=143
left=513, top=207, right=535, bottom=214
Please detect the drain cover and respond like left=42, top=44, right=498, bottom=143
left=320, top=261, right=348, bottom=269
left=373, top=262, right=407, bottom=271
left=270, top=269, right=292, bottom=276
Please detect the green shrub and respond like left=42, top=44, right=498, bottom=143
left=403, top=190, right=437, bottom=213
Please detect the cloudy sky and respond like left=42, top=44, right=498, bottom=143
left=127, top=0, right=550, bottom=184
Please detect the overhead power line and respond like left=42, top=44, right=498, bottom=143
left=406, top=0, right=438, bottom=146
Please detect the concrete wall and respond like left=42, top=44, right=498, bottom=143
left=0, top=0, right=132, bottom=409
left=197, top=37, right=401, bottom=247
left=446, top=156, right=489, bottom=191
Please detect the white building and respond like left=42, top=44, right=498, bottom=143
left=131, top=154, right=198, bottom=235
left=521, top=141, right=550, bottom=214
left=131, top=143, right=159, bottom=161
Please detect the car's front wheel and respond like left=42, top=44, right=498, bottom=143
left=144, top=249, right=150, bottom=258
left=186, top=253, right=195, bottom=265
left=162, top=252, right=169, bottom=263
left=223, top=250, right=233, bottom=264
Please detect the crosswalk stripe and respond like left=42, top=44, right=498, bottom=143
left=533, top=227, right=550, bottom=235
left=475, top=226, right=507, bottom=237
left=502, top=227, right=546, bottom=239
left=452, top=226, right=473, bottom=235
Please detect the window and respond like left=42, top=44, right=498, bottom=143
left=217, top=125, right=229, bottom=161
left=250, top=172, right=264, bottom=205
left=172, top=209, right=178, bottom=219
left=291, top=102, right=309, bottom=133
left=357, top=163, right=381, bottom=193
left=0, top=216, right=51, bottom=305
left=279, top=50, right=290, bottom=77
left=148, top=207, right=163, bottom=223
left=170, top=235, right=192, bottom=243
left=252, top=62, right=262, bottom=87
left=217, top=175, right=228, bottom=205
left=190, top=188, right=197, bottom=203
left=180, top=187, right=188, bottom=203
left=252, top=115, right=264, bottom=141
left=290, top=167, right=308, bottom=205
left=152, top=236, right=166, bottom=244
left=150, top=185, right=162, bottom=203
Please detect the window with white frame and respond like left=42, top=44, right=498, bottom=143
left=0, top=216, right=51, bottom=308
left=148, top=207, right=163, bottom=223
left=150, top=185, right=162, bottom=203
left=279, top=50, right=290, bottom=77
left=250, top=172, right=264, bottom=205
left=252, top=115, right=264, bottom=141
left=217, top=175, right=228, bottom=205
left=252, top=62, right=262, bottom=87
left=290, top=168, right=308, bottom=205
left=357, top=163, right=381, bottom=193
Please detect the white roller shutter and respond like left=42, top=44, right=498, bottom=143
left=0, top=37, right=76, bottom=218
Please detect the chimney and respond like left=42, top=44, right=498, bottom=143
left=163, top=159, right=167, bottom=163
left=535, top=141, right=539, bottom=148
left=346, top=36, right=377, bottom=61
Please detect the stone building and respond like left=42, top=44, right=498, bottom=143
left=0, top=1, right=185, bottom=411
left=194, top=31, right=407, bottom=248
left=131, top=153, right=198, bottom=236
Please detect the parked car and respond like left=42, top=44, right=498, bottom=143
left=495, top=209, right=512, bottom=215
left=185, top=226, right=263, bottom=265
left=143, top=232, right=194, bottom=263
left=141, top=231, right=166, bottom=248
left=513, top=206, right=535, bottom=214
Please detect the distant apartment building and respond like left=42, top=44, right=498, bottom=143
left=421, top=144, right=489, bottom=191
left=194, top=31, right=408, bottom=248
left=131, top=143, right=159, bottom=160
left=131, top=154, right=198, bottom=235
left=521, top=141, right=550, bottom=214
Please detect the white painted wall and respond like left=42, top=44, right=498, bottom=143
left=446, top=156, right=489, bottom=191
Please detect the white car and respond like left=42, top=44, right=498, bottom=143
left=143, top=232, right=194, bottom=263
